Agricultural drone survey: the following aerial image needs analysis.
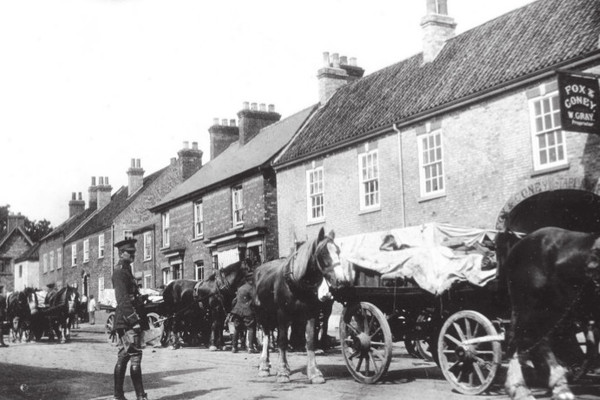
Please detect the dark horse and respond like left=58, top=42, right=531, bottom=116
left=6, top=288, right=37, bottom=343
left=496, top=226, right=600, bottom=400
left=162, top=259, right=250, bottom=350
left=254, top=227, right=341, bottom=384
left=34, top=286, right=80, bottom=343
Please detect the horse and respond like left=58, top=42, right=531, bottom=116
left=42, top=285, right=79, bottom=343
left=496, top=227, right=600, bottom=400
left=162, top=259, right=250, bottom=350
left=6, top=288, right=37, bottom=343
left=254, top=227, right=342, bottom=384
left=0, top=294, right=7, bottom=346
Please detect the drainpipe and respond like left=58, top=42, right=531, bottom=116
left=111, top=224, right=115, bottom=276
left=393, top=123, right=407, bottom=228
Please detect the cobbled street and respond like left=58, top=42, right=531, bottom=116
left=0, top=320, right=599, bottom=400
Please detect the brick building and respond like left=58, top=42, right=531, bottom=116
left=273, top=0, right=600, bottom=254
left=0, top=213, right=34, bottom=293
left=150, top=103, right=315, bottom=284
left=37, top=144, right=202, bottom=300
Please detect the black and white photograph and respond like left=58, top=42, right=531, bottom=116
left=1, top=0, right=600, bottom=399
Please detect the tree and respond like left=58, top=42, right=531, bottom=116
left=0, top=204, right=9, bottom=236
left=24, top=218, right=53, bottom=242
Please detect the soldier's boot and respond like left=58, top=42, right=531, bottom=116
left=130, top=353, right=147, bottom=400
left=247, top=327, right=258, bottom=354
left=231, top=328, right=239, bottom=353
left=113, top=354, right=129, bottom=400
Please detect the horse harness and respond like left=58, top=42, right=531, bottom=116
left=284, top=239, right=330, bottom=294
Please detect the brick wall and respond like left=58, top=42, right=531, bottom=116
left=277, top=73, right=600, bottom=252
left=0, top=234, right=30, bottom=292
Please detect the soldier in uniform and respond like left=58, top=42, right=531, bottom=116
left=112, top=238, right=149, bottom=400
left=230, top=281, right=258, bottom=353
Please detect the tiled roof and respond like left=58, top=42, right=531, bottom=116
left=152, top=105, right=317, bottom=210
left=41, top=208, right=96, bottom=242
left=66, top=167, right=166, bottom=243
left=276, top=0, right=600, bottom=165
left=0, top=226, right=33, bottom=250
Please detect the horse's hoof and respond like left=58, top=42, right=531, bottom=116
left=553, top=387, right=575, bottom=400
left=258, top=369, right=270, bottom=377
left=310, top=375, right=325, bottom=384
left=209, top=346, right=218, bottom=351
left=276, top=374, right=290, bottom=383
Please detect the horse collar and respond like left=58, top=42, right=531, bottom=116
left=284, top=252, right=320, bottom=293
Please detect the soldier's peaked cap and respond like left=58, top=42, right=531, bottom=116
left=114, top=238, right=137, bottom=252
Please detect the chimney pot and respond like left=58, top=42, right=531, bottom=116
left=243, top=101, right=250, bottom=110
left=136, top=159, right=141, bottom=168
left=221, top=119, right=228, bottom=126
left=213, top=117, right=219, bottom=125
left=91, top=177, right=96, bottom=186
left=349, top=57, right=357, bottom=67
left=78, top=192, right=82, bottom=200
left=332, top=53, right=340, bottom=68
left=192, top=142, right=198, bottom=150
left=105, top=176, right=109, bottom=185
left=183, top=141, right=189, bottom=149
left=268, top=104, right=275, bottom=112
left=230, top=119, right=236, bottom=126
left=250, top=102, right=257, bottom=111
left=99, top=176, right=104, bottom=185
left=259, top=103, right=266, bottom=112
left=322, top=52, right=330, bottom=67
left=131, top=158, right=135, bottom=167
left=72, top=192, right=76, bottom=200
left=340, top=56, right=348, bottom=65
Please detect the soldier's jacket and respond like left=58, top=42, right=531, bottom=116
left=112, top=261, right=149, bottom=331
left=231, top=282, right=255, bottom=318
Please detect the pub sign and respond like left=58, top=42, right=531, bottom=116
left=557, top=70, right=600, bottom=135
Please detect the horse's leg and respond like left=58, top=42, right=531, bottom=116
left=276, top=321, right=291, bottom=383
left=538, top=340, right=574, bottom=400
left=306, top=317, right=325, bottom=384
left=505, top=351, right=535, bottom=400
left=258, top=327, right=271, bottom=377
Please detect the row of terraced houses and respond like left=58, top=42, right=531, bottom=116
left=3, top=0, right=600, bottom=301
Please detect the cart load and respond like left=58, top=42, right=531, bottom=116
left=336, top=222, right=497, bottom=294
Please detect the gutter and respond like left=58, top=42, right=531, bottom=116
left=273, top=50, right=600, bottom=171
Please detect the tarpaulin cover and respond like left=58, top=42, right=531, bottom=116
left=336, top=223, right=497, bottom=295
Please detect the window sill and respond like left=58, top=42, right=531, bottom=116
left=418, top=192, right=446, bottom=203
left=307, top=218, right=326, bottom=227
left=143, top=258, right=152, bottom=263
left=530, top=162, right=570, bottom=177
left=192, top=236, right=204, bottom=243
left=359, top=206, right=381, bottom=215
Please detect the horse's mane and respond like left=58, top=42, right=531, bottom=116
left=292, top=236, right=320, bottom=279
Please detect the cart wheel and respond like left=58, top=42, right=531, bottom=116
left=105, top=312, right=118, bottom=346
left=340, top=302, right=393, bottom=384
left=559, top=322, right=599, bottom=382
left=437, top=310, right=501, bottom=395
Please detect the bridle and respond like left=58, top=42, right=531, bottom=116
left=285, top=236, right=338, bottom=293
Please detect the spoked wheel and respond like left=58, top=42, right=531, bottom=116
left=340, top=302, right=393, bottom=384
left=437, top=310, right=502, bottom=395
left=144, top=312, right=164, bottom=346
left=105, top=312, right=117, bottom=346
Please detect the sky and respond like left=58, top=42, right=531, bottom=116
left=0, top=0, right=536, bottom=227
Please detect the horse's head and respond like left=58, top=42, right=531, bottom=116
left=66, top=286, right=79, bottom=315
left=312, top=227, right=342, bottom=289
left=23, top=287, right=39, bottom=315
left=494, top=229, right=523, bottom=270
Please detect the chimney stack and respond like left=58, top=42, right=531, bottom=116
left=6, top=212, right=25, bottom=233
left=68, top=191, right=85, bottom=218
left=208, top=117, right=240, bottom=160
left=421, top=0, right=456, bottom=63
left=127, top=158, right=145, bottom=196
left=317, top=52, right=365, bottom=106
left=237, top=101, right=281, bottom=146
left=96, top=176, right=112, bottom=209
left=88, top=176, right=98, bottom=209
left=177, top=141, right=203, bottom=180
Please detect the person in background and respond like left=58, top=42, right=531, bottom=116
left=112, top=238, right=149, bottom=400
left=88, top=294, right=97, bottom=325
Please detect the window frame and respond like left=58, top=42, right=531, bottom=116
left=98, top=234, right=105, bottom=258
left=232, top=186, right=244, bottom=226
left=417, top=128, right=445, bottom=198
left=195, top=260, right=205, bottom=281
left=193, top=200, right=204, bottom=238
left=83, top=239, right=89, bottom=263
left=358, top=149, right=380, bottom=210
left=143, top=232, right=152, bottom=261
left=306, top=166, right=325, bottom=222
left=57, top=248, right=62, bottom=270
left=43, top=253, right=48, bottom=273
left=161, top=212, right=170, bottom=248
left=528, top=90, right=567, bottom=171
left=49, top=250, right=55, bottom=271
left=71, top=244, right=77, bottom=267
